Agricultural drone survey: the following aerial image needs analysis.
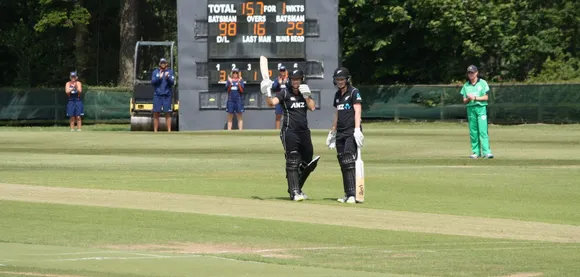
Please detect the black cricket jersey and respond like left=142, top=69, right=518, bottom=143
left=334, top=86, right=362, bottom=134
left=276, top=88, right=310, bottom=132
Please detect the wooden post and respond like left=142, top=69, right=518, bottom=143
left=54, top=89, right=59, bottom=126
left=490, top=86, right=496, bottom=123
left=538, top=87, right=543, bottom=123
left=394, top=102, right=400, bottom=122
left=440, top=87, right=445, bottom=120
left=394, top=90, right=400, bottom=122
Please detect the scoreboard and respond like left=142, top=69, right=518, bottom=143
left=204, top=0, right=323, bottom=86
left=207, top=60, right=323, bottom=84
left=177, top=0, right=339, bottom=130
left=207, top=0, right=306, bottom=59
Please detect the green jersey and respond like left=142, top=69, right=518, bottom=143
left=460, top=78, right=490, bottom=107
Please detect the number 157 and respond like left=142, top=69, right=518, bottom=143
left=242, top=1, right=264, bottom=16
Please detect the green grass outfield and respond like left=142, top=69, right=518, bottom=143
left=0, top=122, right=579, bottom=277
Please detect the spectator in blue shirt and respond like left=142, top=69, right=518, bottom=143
left=225, top=68, right=245, bottom=130
left=151, top=58, right=175, bottom=132
left=65, top=71, right=84, bottom=132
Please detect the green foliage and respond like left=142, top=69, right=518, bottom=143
left=1, top=0, right=579, bottom=87
left=528, top=52, right=580, bottom=83
left=340, top=0, right=580, bottom=84
left=34, top=10, right=70, bottom=32
left=0, top=0, right=175, bottom=88
left=34, top=0, right=91, bottom=32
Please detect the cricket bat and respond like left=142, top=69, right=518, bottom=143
left=355, top=147, right=365, bottom=203
left=260, top=55, right=270, bottom=81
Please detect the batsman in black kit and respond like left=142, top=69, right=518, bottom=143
left=326, top=67, right=364, bottom=204
left=261, top=69, right=320, bottom=201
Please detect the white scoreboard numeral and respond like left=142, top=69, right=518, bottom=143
left=216, top=64, right=220, bottom=71
left=294, top=63, right=298, bottom=69
left=247, top=63, right=251, bottom=70
left=232, top=64, right=236, bottom=70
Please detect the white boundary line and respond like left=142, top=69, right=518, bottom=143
left=132, top=253, right=169, bottom=258
left=25, top=246, right=355, bottom=257
left=18, top=251, right=124, bottom=256
left=363, top=165, right=580, bottom=169
left=47, top=254, right=268, bottom=264
left=376, top=241, right=547, bottom=247
left=30, top=244, right=580, bottom=263
left=36, top=247, right=353, bottom=263
left=253, top=246, right=354, bottom=253
left=383, top=245, right=580, bottom=253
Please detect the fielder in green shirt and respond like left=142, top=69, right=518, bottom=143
left=460, top=65, right=494, bottom=159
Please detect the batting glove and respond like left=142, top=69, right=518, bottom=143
left=299, top=84, right=311, bottom=98
left=260, top=79, right=273, bottom=97
left=326, top=130, right=336, bottom=149
left=354, top=128, right=364, bottom=148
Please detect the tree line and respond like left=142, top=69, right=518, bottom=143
left=1, top=0, right=579, bottom=88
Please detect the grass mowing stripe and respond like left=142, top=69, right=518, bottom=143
left=2, top=124, right=580, bottom=276
left=1, top=123, right=580, bottom=226
left=2, top=201, right=579, bottom=277
left=0, top=202, right=488, bottom=277
left=2, top=183, right=579, bottom=243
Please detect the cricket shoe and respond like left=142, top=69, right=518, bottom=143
left=484, top=154, right=494, bottom=159
left=337, top=195, right=356, bottom=204
left=288, top=190, right=307, bottom=200
left=293, top=194, right=305, bottom=201
left=469, top=153, right=479, bottom=159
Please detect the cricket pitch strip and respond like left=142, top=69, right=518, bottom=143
left=1, top=183, right=579, bottom=243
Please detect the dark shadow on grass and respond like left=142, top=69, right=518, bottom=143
left=91, top=126, right=131, bottom=132
left=250, top=196, right=297, bottom=201
left=323, top=197, right=338, bottom=202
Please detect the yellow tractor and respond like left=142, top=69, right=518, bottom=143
left=130, top=41, right=179, bottom=131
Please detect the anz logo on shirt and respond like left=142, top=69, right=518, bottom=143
left=337, top=103, right=351, bottom=110
left=290, top=102, right=305, bottom=108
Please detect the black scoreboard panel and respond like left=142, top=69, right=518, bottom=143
left=203, top=60, right=324, bottom=84
left=178, top=0, right=338, bottom=130
left=207, top=0, right=306, bottom=59
left=198, top=86, right=321, bottom=110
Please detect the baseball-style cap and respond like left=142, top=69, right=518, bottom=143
left=467, top=65, right=478, bottom=72
left=159, top=58, right=167, bottom=63
left=232, top=68, right=240, bottom=73
left=279, top=65, right=287, bottom=71
left=70, top=71, right=77, bottom=77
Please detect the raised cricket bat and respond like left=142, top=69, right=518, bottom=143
left=260, top=55, right=270, bottom=80
left=355, top=147, right=365, bottom=203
